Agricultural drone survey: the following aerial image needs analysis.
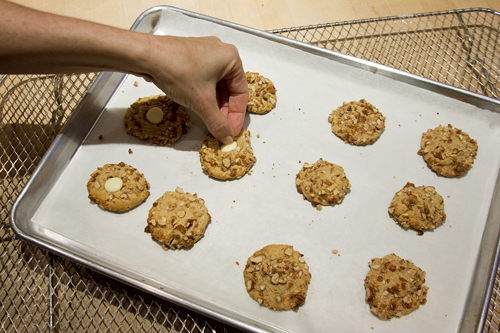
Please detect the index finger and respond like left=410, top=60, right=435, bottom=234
left=220, top=66, right=248, bottom=135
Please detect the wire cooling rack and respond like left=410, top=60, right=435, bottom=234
left=1, top=7, right=499, bottom=333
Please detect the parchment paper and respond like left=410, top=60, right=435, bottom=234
left=32, top=8, right=500, bottom=332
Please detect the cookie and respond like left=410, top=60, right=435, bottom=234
left=243, top=244, right=311, bottom=311
left=87, top=162, right=150, bottom=212
left=418, top=124, right=478, bottom=177
left=124, top=95, right=192, bottom=145
left=246, top=72, right=277, bottom=114
left=295, top=159, right=351, bottom=210
left=388, top=182, right=446, bottom=231
left=328, top=99, right=386, bottom=145
left=144, top=187, right=211, bottom=250
left=364, top=253, right=429, bottom=320
left=198, top=128, right=256, bottom=180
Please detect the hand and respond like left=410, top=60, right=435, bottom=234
left=0, top=1, right=248, bottom=144
left=138, top=35, right=248, bottom=144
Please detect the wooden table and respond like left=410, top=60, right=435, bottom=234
left=10, top=0, right=500, bottom=31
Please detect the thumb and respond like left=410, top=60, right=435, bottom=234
left=199, top=100, right=235, bottom=145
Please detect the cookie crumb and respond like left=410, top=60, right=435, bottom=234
left=257, top=134, right=260, bottom=138
left=98, top=135, right=103, bottom=140
left=236, top=262, right=239, bottom=266
left=133, top=81, right=138, bottom=87
left=128, top=149, right=133, bottom=154
left=417, top=230, right=424, bottom=236
left=332, top=249, right=338, bottom=254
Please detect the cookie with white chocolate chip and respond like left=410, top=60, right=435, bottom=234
left=144, top=187, right=211, bottom=250
left=418, top=124, right=478, bottom=177
left=124, top=95, right=192, bottom=145
left=87, top=162, right=150, bottom=212
left=328, top=99, right=385, bottom=145
left=364, top=253, right=429, bottom=320
left=198, top=127, right=256, bottom=180
left=388, top=182, right=446, bottom=231
left=246, top=72, right=277, bottom=114
left=243, top=244, right=311, bottom=311
left=295, top=159, right=351, bottom=210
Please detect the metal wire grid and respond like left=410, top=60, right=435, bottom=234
left=1, top=7, right=499, bottom=333
left=271, top=8, right=500, bottom=100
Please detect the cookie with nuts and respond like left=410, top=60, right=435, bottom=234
left=87, top=162, right=150, bottom=212
left=246, top=72, right=277, bottom=114
left=243, top=244, right=311, bottom=311
left=364, top=253, right=429, bottom=320
left=124, top=94, right=192, bottom=145
left=144, top=187, right=211, bottom=250
left=328, top=99, right=386, bottom=145
left=295, top=159, right=351, bottom=211
left=418, top=124, right=478, bottom=177
left=388, top=182, right=446, bottom=231
left=198, top=127, right=256, bottom=180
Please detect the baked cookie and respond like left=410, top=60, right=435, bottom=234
left=145, top=187, right=211, bottom=250
left=364, top=253, right=429, bottom=320
left=418, top=124, right=478, bottom=177
left=198, top=128, right=256, bottom=180
left=124, top=95, right=192, bottom=145
left=87, top=162, right=150, bottom=212
left=243, top=244, right=311, bottom=311
left=388, top=182, right=446, bottom=231
left=295, top=159, right=351, bottom=210
left=328, top=99, right=386, bottom=145
left=246, top=72, right=277, bottom=114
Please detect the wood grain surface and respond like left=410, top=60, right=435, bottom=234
left=10, top=0, right=500, bottom=31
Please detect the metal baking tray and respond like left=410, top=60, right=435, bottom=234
left=10, top=6, right=500, bottom=333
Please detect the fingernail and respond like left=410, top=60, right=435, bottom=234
left=220, top=136, right=233, bottom=145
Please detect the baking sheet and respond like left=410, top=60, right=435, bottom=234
left=20, top=8, right=500, bottom=333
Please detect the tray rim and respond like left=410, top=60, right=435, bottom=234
left=9, top=5, right=500, bottom=333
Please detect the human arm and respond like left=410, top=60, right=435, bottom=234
left=0, top=0, right=248, bottom=144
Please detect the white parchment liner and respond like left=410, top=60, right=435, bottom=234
left=32, top=8, right=500, bottom=332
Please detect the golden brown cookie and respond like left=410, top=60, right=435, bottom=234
left=388, top=182, right=446, bottom=231
left=144, top=187, right=211, bottom=250
left=418, top=124, right=478, bottom=177
left=198, top=128, right=256, bottom=180
left=124, top=95, right=192, bottom=145
left=243, top=244, right=311, bottom=311
left=246, top=72, right=277, bottom=114
left=87, top=162, right=150, bottom=212
left=364, top=253, right=429, bottom=320
left=328, top=99, right=386, bottom=145
left=295, top=159, right=351, bottom=211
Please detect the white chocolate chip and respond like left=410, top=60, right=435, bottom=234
left=146, top=107, right=163, bottom=124
left=221, top=141, right=238, bottom=152
left=104, top=177, right=123, bottom=192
